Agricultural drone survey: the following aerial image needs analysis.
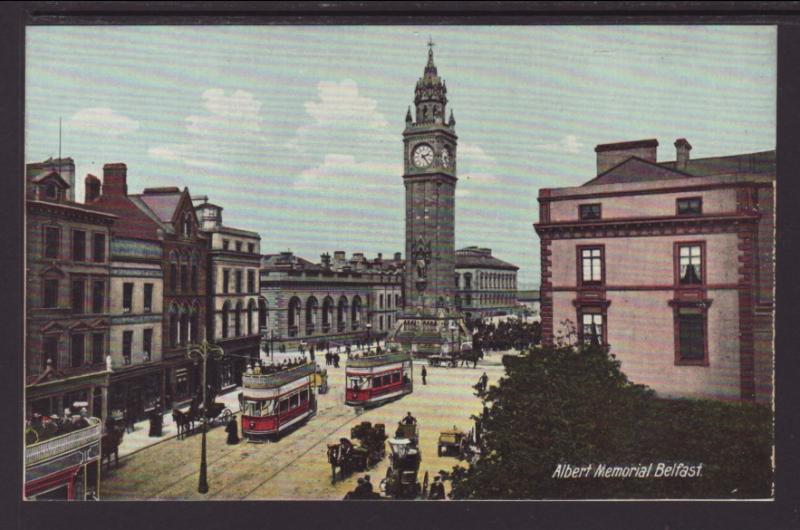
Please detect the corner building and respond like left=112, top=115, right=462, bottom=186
left=535, top=139, right=774, bottom=403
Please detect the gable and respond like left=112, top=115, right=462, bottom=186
left=582, top=156, right=694, bottom=186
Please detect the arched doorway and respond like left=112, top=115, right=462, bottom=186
left=322, top=296, right=334, bottom=333
left=337, top=296, right=348, bottom=333
left=288, top=297, right=302, bottom=337
left=305, top=296, right=319, bottom=336
left=351, top=296, right=363, bottom=331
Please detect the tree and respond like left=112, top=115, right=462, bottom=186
left=448, top=344, right=772, bottom=499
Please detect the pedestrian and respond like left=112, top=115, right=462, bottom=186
left=124, top=407, right=135, bottom=434
left=334, top=353, right=340, bottom=368
left=225, top=415, right=240, bottom=444
left=421, top=366, right=427, bottom=385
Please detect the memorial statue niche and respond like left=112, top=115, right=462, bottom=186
left=413, top=239, right=431, bottom=288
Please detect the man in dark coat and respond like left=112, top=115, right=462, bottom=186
left=428, top=476, right=446, bottom=499
left=333, top=353, right=340, bottom=368
left=421, top=366, right=427, bottom=385
left=225, top=416, right=240, bottom=444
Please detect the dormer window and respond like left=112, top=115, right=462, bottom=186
left=45, top=182, right=57, bottom=199
left=579, top=203, right=602, bottom=220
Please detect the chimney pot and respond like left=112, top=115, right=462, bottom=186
left=674, top=138, right=692, bottom=171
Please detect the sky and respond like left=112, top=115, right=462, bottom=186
left=25, top=26, right=776, bottom=288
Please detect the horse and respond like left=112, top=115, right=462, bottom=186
left=327, top=438, right=355, bottom=483
left=101, top=424, right=124, bottom=471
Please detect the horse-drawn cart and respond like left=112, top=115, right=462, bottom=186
left=438, top=427, right=466, bottom=457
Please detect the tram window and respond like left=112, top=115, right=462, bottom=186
left=289, top=394, right=299, bottom=409
left=372, top=376, right=382, bottom=388
left=244, top=401, right=259, bottom=416
left=261, top=400, right=275, bottom=415
left=383, top=375, right=392, bottom=386
left=392, top=372, right=400, bottom=384
left=279, top=399, right=289, bottom=413
left=299, top=390, right=308, bottom=403
left=347, top=378, right=359, bottom=389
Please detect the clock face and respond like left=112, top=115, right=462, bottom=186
left=441, top=147, right=452, bottom=167
left=412, top=144, right=434, bottom=168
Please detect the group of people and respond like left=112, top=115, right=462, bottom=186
left=347, top=474, right=378, bottom=499
left=245, top=358, right=309, bottom=376
left=467, top=318, right=542, bottom=353
left=26, top=407, right=92, bottom=445
left=324, top=351, right=341, bottom=368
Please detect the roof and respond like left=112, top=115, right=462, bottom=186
left=134, top=191, right=183, bottom=224
left=261, top=252, right=323, bottom=272
left=455, top=248, right=518, bottom=271
left=660, top=150, right=775, bottom=177
left=31, top=171, right=70, bottom=188
left=90, top=193, right=163, bottom=240
left=582, top=156, right=693, bottom=187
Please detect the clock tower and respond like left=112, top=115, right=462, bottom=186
left=391, top=41, right=471, bottom=357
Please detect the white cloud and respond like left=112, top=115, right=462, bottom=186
left=67, top=107, right=139, bottom=136
left=149, top=89, right=264, bottom=170
left=287, top=79, right=392, bottom=155
left=536, top=134, right=583, bottom=154
left=294, top=153, right=400, bottom=191
left=457, top=142, right=499, bottom=185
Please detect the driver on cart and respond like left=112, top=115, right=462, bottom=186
left=401, top=412, right=417, bottom=425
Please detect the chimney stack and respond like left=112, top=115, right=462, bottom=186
left=84, top=174, right=101, bottom=203
left=321, top=252, right=331, bottom=269
left=102, top=163, right=128, bottom=196
left=674, top=138, right=692, bottom=171
left=595, top=139, right=658, bottom=175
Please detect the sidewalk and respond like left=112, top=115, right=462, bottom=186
left=116, top=389, right=242, bottom=459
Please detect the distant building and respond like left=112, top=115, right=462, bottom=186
left=454, top=246, right=519, bottom=320
left=517, top=290, right=541, bottom=320
left=535, top=138, right=774, bottom=403
left=260, top=251, right=403, bottom=353
left=196, top=201, right=262, bottom=388
left=27, top=157, right=76, bottom=202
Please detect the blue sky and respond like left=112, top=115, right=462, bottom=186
left=25, top=26, right=776, bottom=288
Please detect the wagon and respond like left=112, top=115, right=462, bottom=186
left=437, top=428, right=466, bottom=457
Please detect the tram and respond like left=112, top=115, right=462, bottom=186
left=345, top=351, right=413, bottom=407
left=239, top=362, right=318, bottom=439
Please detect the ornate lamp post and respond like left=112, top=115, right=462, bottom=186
left=186, top=340, right=224, bottom=494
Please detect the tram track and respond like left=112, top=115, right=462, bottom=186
left=145, top=405, right=354, bottom=500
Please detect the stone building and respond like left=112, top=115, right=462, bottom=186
left=25, top=162, right=115, bottom=423
left=454, top=246, right=519, bottom=320
left=196, top=201, right=262, bottom=389
left=260, top=251, right=403, bottom=353
left=535, top=138, right=775, bottom=403
left=90, top=163, right=208, bottom=408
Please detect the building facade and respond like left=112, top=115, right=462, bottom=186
left=535, top=138, right=775, bottom=403
left=90, top=163, right=208, bottom=408
left=196, top=201, right=262, bottom=389
left=260, top=251, right=403, bottom=352
left=454, top=246, right=519, bottom=320
left=25, top=162, right=114, bottom=424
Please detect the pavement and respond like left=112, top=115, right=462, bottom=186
left=101, top=348, right=514, bottom=501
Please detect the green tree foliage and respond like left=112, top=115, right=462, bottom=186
left=448, top=344, right=773, bottom=499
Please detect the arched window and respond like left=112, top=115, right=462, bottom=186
left=322, top=297, right=334, bottom=333
left=221, top=301, right=230, bottom=339
left=247, top=299, right=255, bottom=335
left=288, top=297, right=302, bottom=337
left=234, top=301, right=243, bottom=337
left=305, top=297, right=318, bottom=335
left=337, top=296, right=348, bottom=333
left=258, top=298, right=267, bottom=330
left=351, top=296, right=362, bottom=331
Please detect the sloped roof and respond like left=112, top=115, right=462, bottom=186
left=582, top=156, right=693, bottom=186
left=660, top=150, right=775, bottom=177
left=455, top=250, right=518, bottom=271
left=134, top=191, right=183, bottom=223
left=91, top=192, right=163, bottom=240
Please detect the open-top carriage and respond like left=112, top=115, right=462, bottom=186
left=345, top=352, right=413, bottom=408
left=240, top=362, right=318, bottom=439
left=380, top=437, right=422, bottom=499
left=437, top=427, right=466, bottom=457
left=328, top=422, right=388, bottom=483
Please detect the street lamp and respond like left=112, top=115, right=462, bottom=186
left=366, top=322, right=372, bottom=351
left=186, top=339, right=224, bottom=495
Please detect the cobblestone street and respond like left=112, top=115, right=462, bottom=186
left=101, top=352, right=510, bottom=500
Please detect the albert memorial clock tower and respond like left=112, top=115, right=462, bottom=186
left=391, top=41, right=471, bottom=357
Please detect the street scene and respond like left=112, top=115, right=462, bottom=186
left=23, top=25, right=775, bottom=502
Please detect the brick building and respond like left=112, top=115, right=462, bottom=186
left=535, top=138, right=774, bottom=403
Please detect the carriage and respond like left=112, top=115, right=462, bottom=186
left=437, top=427, right=466, bottom=457
left=240, top=362, right=318, bottom=439
left=380, top=438, right=422, bottom=499
left=328, top=422, right=388, bottom=483
left=172, top=398, right=233, bottom=439
left=345, top=352, right=413, bottom=407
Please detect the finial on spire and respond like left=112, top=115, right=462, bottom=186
left=406, top=106, right=413, bottom=123
left=448, top=109, right=456, bottom=127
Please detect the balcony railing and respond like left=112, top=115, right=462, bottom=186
left=25, top=417, right=102, bottom=468
left=242, top=363, right=316, bottom=389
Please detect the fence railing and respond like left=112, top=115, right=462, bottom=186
left=26, top=417, right=102, bottom=468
